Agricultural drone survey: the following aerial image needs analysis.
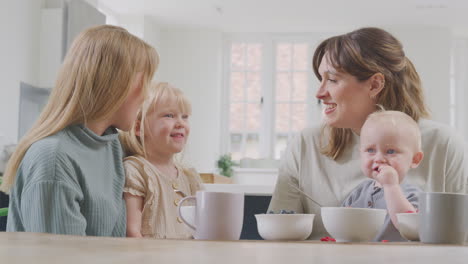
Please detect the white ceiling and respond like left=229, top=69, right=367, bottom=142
left=97, top=0, right=468, bottom=32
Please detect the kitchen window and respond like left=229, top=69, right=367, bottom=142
left=222, top=34, right=326, bottom=161
left=450, top=37, right=468, bottom=135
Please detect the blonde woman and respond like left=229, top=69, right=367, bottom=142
left=268, top=27, right=467, bottom=239
left=119, top=82, right=203, bottom=239
left=0, top=25, right=158, bottom=236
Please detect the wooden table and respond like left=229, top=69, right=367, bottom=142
left=1, top=232, right=467, bottom=264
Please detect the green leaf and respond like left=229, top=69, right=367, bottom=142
left=0, top=208, right=7, bottom=217
left=216, top=154, right=237, bottom=177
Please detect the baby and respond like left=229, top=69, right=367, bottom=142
left=341, top=110, right=424, bottom=241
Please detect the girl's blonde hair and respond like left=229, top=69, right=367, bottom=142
left=1, top=25, right=159, bottom=193
left=120, top=82, right=192, bottom=158
left=312, top=27, right=429, bottom=160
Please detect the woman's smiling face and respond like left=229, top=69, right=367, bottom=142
left=315, top=55, right=377, bottom=134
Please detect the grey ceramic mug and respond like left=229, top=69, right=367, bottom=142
left=419, top=192, right=468, bottom=244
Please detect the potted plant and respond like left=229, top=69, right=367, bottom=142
left=216, top=154, right=238, bottom=178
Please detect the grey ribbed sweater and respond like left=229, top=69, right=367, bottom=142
left=6, top=124, right=126, bottom=236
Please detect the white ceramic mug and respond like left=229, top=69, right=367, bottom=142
left=419, top=192, right=468, bottom=244
left=177, top=191, right=244, bottom=240
left=179, top=206, right=196, bottom=234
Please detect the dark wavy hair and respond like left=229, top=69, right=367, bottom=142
left=312, top=27, right=429, bottom=160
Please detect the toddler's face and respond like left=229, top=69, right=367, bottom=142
left=360, top=121, right=420, bottom=183
left=145, top=101, right=190, bottom=155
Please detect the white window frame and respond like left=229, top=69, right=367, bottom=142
left=221, top=33, right=335, bottom=161
left=450, top=37, right=468, bottom=136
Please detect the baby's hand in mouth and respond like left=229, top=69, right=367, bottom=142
left=372, top=165, right=399, bottom=186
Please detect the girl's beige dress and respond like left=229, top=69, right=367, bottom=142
left=123, top=155, right=203, bottom=239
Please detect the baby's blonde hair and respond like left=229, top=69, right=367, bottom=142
left=363, top=109, right=422, bottom=151
left=120, top=82, right=192, bottom=158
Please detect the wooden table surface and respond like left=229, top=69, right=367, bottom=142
left=1, top=232, right=467, bottom=264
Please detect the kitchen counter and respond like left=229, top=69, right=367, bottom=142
left=1, top=232, right=467, bottom=264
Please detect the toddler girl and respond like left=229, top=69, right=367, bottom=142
left=120, top=82, right=203, bottom=238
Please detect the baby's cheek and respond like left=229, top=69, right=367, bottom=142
left=360, top=161, right=372, bottom=177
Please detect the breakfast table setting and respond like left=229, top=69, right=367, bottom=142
left=1, top=190, right=467, bottom=264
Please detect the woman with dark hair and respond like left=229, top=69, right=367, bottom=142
left=268, top=27, right=467, bottom=239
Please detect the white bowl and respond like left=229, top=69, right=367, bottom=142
left=255, top=214, right=315, bottom=241
left=321, top=207, right=386, bottom=242
left=396, top=212, right=419, bottom=241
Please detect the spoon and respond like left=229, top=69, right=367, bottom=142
left=288, top=183, right=323, bottom=207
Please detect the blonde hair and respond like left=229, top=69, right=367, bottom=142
left=363, top=110, right=422, bottom=151
left=1, top=25, right=159, bottom=193
left=120, top=82, right=192, bottom=158
left=312, top=27, right=429, bottom=160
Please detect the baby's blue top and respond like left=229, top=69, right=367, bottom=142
left=341, top=179, right=421, bottom=241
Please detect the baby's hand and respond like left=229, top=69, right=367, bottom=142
left=373, top=165, right=399, bottom=186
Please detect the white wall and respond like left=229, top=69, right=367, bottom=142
left=39, top=8, right=63, bottom=88
left=0, top=0, right=43, bottom=143
left=388, top=26, right=452, bottom=124
left=156, top=29, right=223, bottom=172
left=143, top=17, right=162, bottom=50
left=142, top=17, right=163, bottom=81
left=116, top=15, right=145, bottom=39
